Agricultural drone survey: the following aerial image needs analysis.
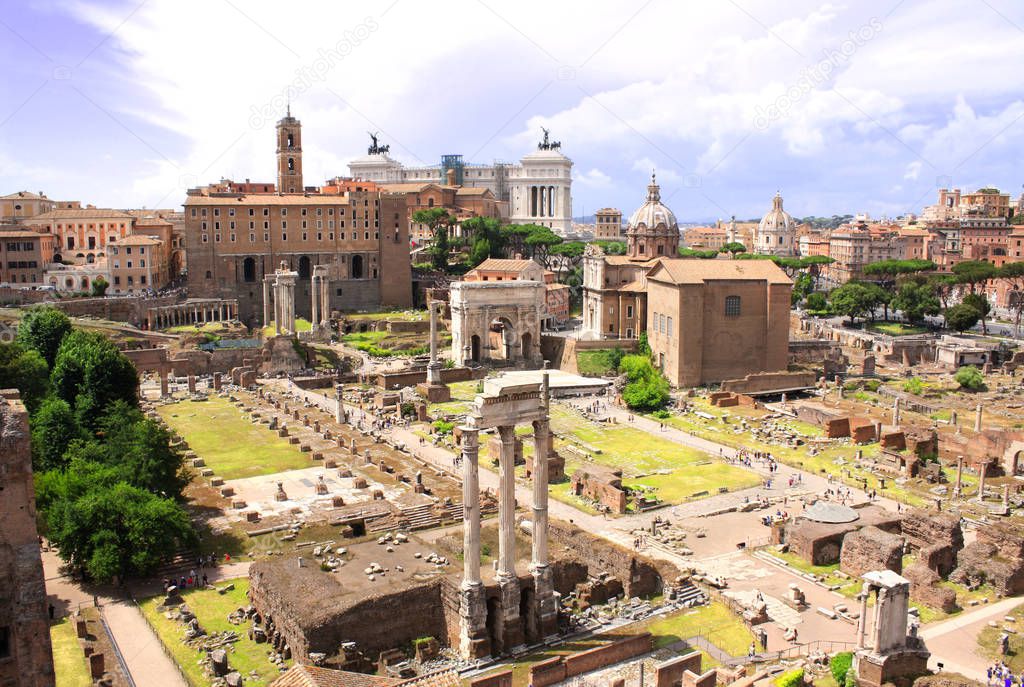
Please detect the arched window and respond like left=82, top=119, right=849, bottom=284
left=725, top=295, right=741, bottom=317
left=242, top=257, right=256, bottom=282
left=298, top=256, right=311, bottom=279
left=351, top=254, right=364, bottom=279
left=205, top=270, right=212, bottom=279
left=287, top=157, right=294, bottom=171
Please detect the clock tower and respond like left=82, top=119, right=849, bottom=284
left=276, top=106, right=303, bottom=193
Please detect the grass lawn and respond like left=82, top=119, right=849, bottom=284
left=166, top=322, right=240, bottom=334
left=576, top=349, right=624, bottom=376
left=140, top=579, right=289, bottom=686
left=638, top=601, right=756, bottom=657
left=260, top=318, right=313, bottom=337
left=157, top=397, right=310, bottom=480
left=866, top=322, right=929, bottom=336
left=51, top=618, right=91, bottom=687
left=979, top=602, right=1024, bottom=670
left=548, top=405, right=759, bottom=505
left=344, top=309, right=427, bottom=321
left=341, top=330, right=432, bottom=357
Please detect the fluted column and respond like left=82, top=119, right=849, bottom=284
left=274, top=282, right=282, bottom=335
left=497, top=424, right=517, bottom=580
left=531, top=418, right=549, bottom=568
left=461, top=428, right=481, bottom=585
left=263, top=278, right=271, bottom=328
left=311, top=275, right=320, bottom=332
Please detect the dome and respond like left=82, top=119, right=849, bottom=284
left=758, top=192, right=795, bottom=234
left=627, top=173, right=678, bottom=232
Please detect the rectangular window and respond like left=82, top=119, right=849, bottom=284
left=282, top=233, right=287, bottom=241
left=264, top=232, right=269, bottom=242
left=281, top=208, right=287, bottom=216
left=725, top=295, right=741, bottom=317
left=626, top=305, right=633, bottom=319
left=302, top=232, right=307, bottom=241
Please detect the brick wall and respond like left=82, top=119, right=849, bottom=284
left=655, top=651, right=704, bottom=687
left=469, top=671, right=512, bottom=687
left=529, top=634, right=654, bottom=687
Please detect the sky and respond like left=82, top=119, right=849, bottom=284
left=2, top=0, right=1024, bottom=223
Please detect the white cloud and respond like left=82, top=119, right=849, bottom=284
left=904, top=161, right=922, bottom=181
left=574, top=168, right=612, bottom=188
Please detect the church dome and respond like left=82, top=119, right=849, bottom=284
left=758, top=192, right=794, bottom=234
left=627, top=173, right=678, bottom=233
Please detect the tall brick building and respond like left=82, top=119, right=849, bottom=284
left=0, top=390, right=55, bottom=687
left=184, top=110, right=412, bottom=324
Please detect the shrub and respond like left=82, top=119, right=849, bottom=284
left=830, top=652, right=853, bottom=686
left=864, top=379, right=881, bottom=392
left=651, top=409, right=670, bottom=419
left=775, top=668, right=804, bottom=687
left=805, top=292, right=828, bottom=313
left=400, top=402, right=416, bottom=418
left=432, top=419, right=454, bottom=435
left=842, top=381, right=860, bottom=391
left=618, top=354, right=670, bottom=411
left=902, top=377, right=923, bottom=395
left=954, top=365, right=984, bottom=391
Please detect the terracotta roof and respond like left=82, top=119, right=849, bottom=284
left=134, top=215, right=174, bottom=226
left=647, top=258, right=791, bottom=285
left=271, top=665, right=401, bottom=687
left=1, top=191, right=48, bottom=200
left=0, top=230, right=47, bottom=239
left=112, top=235, right=162, bottom=246
left=603, top=255, right=662, bottom=266
left=379, top=183, right=441, bottom=193
left=473, top=258, right=538, bottom=273
left=185, top=194, right=352, bottom=206
left=618, top=279, right=647, bottom=292
left=31, top=208, right=134, bottom=220
left=454, top=187, right=492, bottom=196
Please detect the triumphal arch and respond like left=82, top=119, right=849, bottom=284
left=450, top=281, right=544, bottom=366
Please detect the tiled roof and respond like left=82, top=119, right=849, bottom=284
left=1, top=191, right=48, bottom=200
left=454, top=187, right=491, bottom=196
left=31, top=208, right=134, bottom=220
left=111, top=235, right=162, bottom=245
left=0, top=230, right=47, bottom=238
left=134, top=215, right=174, bottom=226
left=647, top=257, right=791, bottom=285
left=185, top=194, right=351, bottom=206
left=473, top=258, right=537, bottom=273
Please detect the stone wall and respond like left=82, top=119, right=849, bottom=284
left=548, top=521, right=677, bottom=598
left=951, top=523, right=1024, bottom=596
left=529, top=634, right=654, bottom=687
left=839, top=526, right=903, bottom=578
left=470, top=671, right=512, bottom=687
left=901, top=510, right=962, bottom=576
left=0, top=390, right=56, bottom=687
left=720, top=371, right=816, bottom=395
left=376, top=367, right=474, bottom=391
left=569, top=467, right=628, bottom=514
left=655, top=651, right=707, bottom=687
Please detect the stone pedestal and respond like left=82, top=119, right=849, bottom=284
left=496, top=574, right=524, bottom=653
left=417, top=380, right=451, bottom=403
left=531, top=564, right=559, bottom=638
left=458, top=582, right=490, bottom=659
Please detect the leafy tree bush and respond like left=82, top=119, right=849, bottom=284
left=30, top=396, right=83, bottom=472
left=864, top=379, right=881, bottom=392
left=51, top=330, right=140, bottom=430
left=902, top=377, right=924, bottom=395
left=618, top=354, right=670, bottom=411
left=962, top=293, right=992, bottom=334
left=638, top=332, right=651, bottom=357
left=830, top=653, right=853, bottom=686
left=805, top=292, right=828, bottom=313
left=16, top=306, right=71, bottom=367
left=651, top=409, right=671, bottom=419
left=891, top=282, right=940, bottom=324
left=775, top=668, right=804, bottom=687
left=944, top=303, right=981, bottom=333
left=0, top=342, right=49, bottom=412
left=954, top=365, right=985, bottom=391
left=91, top=276, right=109, bottom=297
left=432, top=419, right=454, bottom=435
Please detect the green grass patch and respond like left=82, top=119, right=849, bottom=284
left=866, top=322, right=929, bottom=336
left=979, top=601, right=1024, bottom=670
left=157, top=397, right=311, bottom=480
left=639, top=601, right=756, bottom=657
left=344, top=309, right=427, bottom=321
left=342, top=330, right=430, bottom=357
left=260, top=318, right=313, bottom=337
left=51, top=617, right=91, bottom=687
left=576, top=348, right=624, bottom=376
left=140, top=579, right=289, bottom=686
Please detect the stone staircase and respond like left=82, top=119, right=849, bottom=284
left=674, top=579, right=706, bottom=606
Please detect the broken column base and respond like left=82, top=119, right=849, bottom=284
left=458, top=582, right=490, bottom=660
left=416, top=382, right=451, bottom=403
left=497, top=574, right=525, bottom=654
left=531, top=564, right=559, bottom=638
left=853, top=648, right=930, bottom=687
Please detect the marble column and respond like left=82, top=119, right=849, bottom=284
left=496, top=424, right=524, bottom=652
left=274, top=280, right=282, bottom=335
left=426, top=302, right=442, bottom=385
left=978, top=461, right=988, bottom=502
left=975, top=403, right=983, bottom=432
left=334, top=384, right=344, bottom=424
left=856, top=583, right=870, bottom=649
left=531, top=412, right=557, bottom=638
left=892, top=397, right=900, bottom=426
left=321, top=275, right=330, bottom=326
left=954, top=456, right=964, bottom=499
left=458, top=427, right=489, bottom=659
left=263, top=279, right=271, bottom=327
left=311, top=275, right=320, bottom=332
left=288, top=288, right=296, bottom=334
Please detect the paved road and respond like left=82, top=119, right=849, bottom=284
left=920, top=596, right=1024, bottom=678
left=102, top=601, right=189, bottom=687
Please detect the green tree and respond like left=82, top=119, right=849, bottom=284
left=954, top=365, right=985, bottom=391
left=524, top=225, right=563, bottom=264
left=830, top=653, right=853, bottom=687
left=952, top=260, right=997, bottom=293
left=678, top=247, right=719, bottom=259
left=549, top=241, right=586, bottom=271
left=17, top=306, right=72, bottom=367
left=594, top=240, right=626, bottom=255
left=637, top=332, right=651, bottom=357
left=891, top=282, right=940, bottom=324
left=51, top=330, right=139, bottom=430
left=0, top=342, right=49, bottom=413
left=412, top=207, right=455, bottom=270
left=998, top=261, right=1024, bottom=336
left=30, top=396, right=83, bottom=472
left=962, top=293, right=992, bottom=334
left=618, top=354, right=670, bottom=411
left=462, top=216, right=505, bottom=267
left=722, top=241, right=746, bottom=256
left=805, top=292, right=828, bottom=313
left=944, top=303, right=981, bottom=333
left=500, top=224, right=534, bottom=258
left=829, top=282, right=876, bottom=324
left=928, top=273, right=959, bottom=311
left=91, top=276, right=109, bottom=297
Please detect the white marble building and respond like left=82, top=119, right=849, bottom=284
left=347, top=132, right=573, bottom=234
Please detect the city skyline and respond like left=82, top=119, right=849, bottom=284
left=2, top=0, right=1024, bottom=221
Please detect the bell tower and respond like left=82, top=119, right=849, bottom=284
left=276, top=105, right=303, bottom=193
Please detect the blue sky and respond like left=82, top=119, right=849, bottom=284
left=2, top=0, right=1024, bottom=223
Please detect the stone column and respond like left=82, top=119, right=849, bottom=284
left=531, top=414, right=557, bottom=638
left=954, top=456, right=964, bottom=499
left=159, top=370, right=169, bottom=398
left=978, top=461, right=988, bottom=503
left=892, top=397, right=900, bottom=426
left=274, top=279, right=282, bottom=335
left=321, top=274, right=330, bottom=326
left=288, top=286, right=296, bottom=334
left=335, top=384, right=344, bottom=424
left=263, top=278, right=270, bottom=327
left=975, top=403, right=983, bottom=432
left=496, top=424, right=523, bottom=651
left=311, top=275, right=320, bottom=332
left=856, top=583, right=870, bottom=649
left=427, top=301, right=442, bottom=385
left=458, top=427, right=489, bottom=659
